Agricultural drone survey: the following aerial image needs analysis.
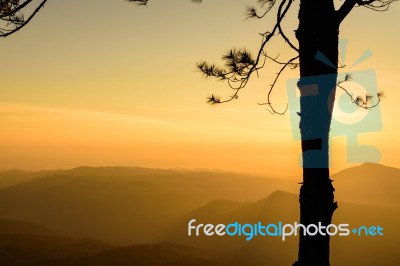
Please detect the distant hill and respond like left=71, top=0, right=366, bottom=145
left=81, top=242, right=226, bottom=266
left=61, top=166, right=182, bottom=177
left=0, top=219, right=113, bottom=265
left=0, top=164, right=399, bottom=265
left=0, top=219, right=55, bottom=236
left=0, top=170, right=63, bottom=190
left=166, top=191, right=299, bottom=265
left=0, top=234, right=114, bottom=266
left=0, top=167, right=186, bottom=190
left=0, top=169, right=296, bottom=244
left=167, top=190, right=400, bottom=266
left=0, top=163, right=398, bottom=245
left=8, top=242, right=227, bottom=266
left=333, top=163, right=400, bottom=209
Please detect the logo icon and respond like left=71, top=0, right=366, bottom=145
left=287, top=40, right=382, bottom=164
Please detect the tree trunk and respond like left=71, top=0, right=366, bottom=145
left=293, top=0, right=339, bottom=265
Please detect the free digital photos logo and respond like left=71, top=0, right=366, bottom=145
left=187, top=219, right=383, bottom=241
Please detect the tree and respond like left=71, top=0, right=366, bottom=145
left=0, top=0, right=47, bottom=37
left=0, top=0, right=187, bottom=37
left=134, top=0, right=395, bottom=265
left=196, top=0, right=394, bottom=265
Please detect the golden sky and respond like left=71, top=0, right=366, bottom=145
left=0, top=0, right=399, bottom=177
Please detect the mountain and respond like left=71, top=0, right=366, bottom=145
left=167, top=191, right=300, bottom=266
left=0, top=169, right=63, bottom=189
left=0, top=219, right=114, bottom=265
left=0, top=168, right=296, bottom=244
left=75, top=242, right=226, bottom=266
left=0, top=234, right=114, bottom=266
left=167, top=190, right=400, bottom=266
left=0, top=163, right=398, bottom=245
left=61, top=166, right=182, bottom=177
left=0, top=167, right=186, bottom=190
left=9, top=242, right=228, bottom=266
left=0, top=164, right=398, bottom=265
left=0, top=219, right=55, bottom=236
left=332, top=163, right=400, bottom=209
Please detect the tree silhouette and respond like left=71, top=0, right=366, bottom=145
left=0, top=0, right=47, bottom=37
left=135, top=0, right=395, bottom=265
left=196, top=0, right=395, bottom=265
left=1, top=0, right=199, bottom=37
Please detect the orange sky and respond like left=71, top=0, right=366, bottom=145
left=0, top=0, right=399, bottom=177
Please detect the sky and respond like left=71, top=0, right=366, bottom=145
left=0, top=0, right=399, bottom=177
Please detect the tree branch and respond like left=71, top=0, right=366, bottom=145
left=0, top=0, right=34, bottom=19
left=336, top=0, right=397, bottom=22
left=336, top=0, right=358, bottom=23
left=277, top=0, right=298, bottom=52
left=258, top=55, right=299, bottom=115
left=0, top=0, right=47, bottom=38
left=199, top=0, right=297, bottom=107
left=336, top=74, right=383, bottom=109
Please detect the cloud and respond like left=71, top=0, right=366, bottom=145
left=0, top=102, right=293, bottom=141
left=0, top=102, right=176, bottom=127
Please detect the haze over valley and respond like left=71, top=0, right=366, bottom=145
left=0, top=163, right=398, bottom=265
